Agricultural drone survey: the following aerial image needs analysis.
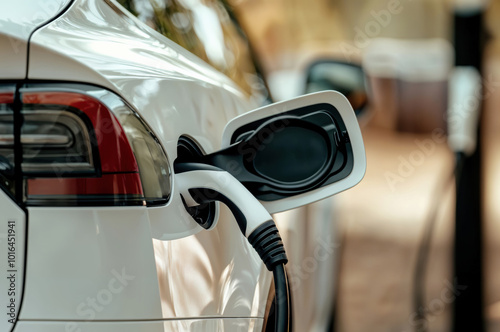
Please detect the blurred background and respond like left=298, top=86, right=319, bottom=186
left=118, top=0, right=500, bottom=331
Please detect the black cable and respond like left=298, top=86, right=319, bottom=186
left=454, top=153, right=465, bottom=187
left=273, top=264, right=290, bottom=332
left=247, top=221, right=290, bottom=331
left=176, top=164, right=290, bottom=331
left=413, top=152, right=465, bottom=332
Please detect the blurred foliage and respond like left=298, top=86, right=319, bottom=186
left=118, top=0, right=138, bottom=16
left=117, top=0, right=267, bottom=103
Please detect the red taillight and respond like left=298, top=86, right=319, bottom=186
left=28, top=173, right=143, bottom=195
left=0, top=85, right=171, bottom=206
left=0, top=87, right=16, bottom=198
left=0, top=92, right=13, bottom=104
left=24, top=92, right=139, bottom=173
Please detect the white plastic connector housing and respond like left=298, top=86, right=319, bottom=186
left=176, top=169, right=273, bottom=237
left=448, top=66, right=482, bottom=156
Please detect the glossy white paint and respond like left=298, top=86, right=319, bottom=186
left=20, top=198, right=269, bottom=325
left=152, top=206, right=270, bottom=321
left=29, top=0, right=255, bottom=241
left=0, top=191, right=25, bottom=332
left=20, top=206, right=162, bottom=320
left=18, top=0, right=271, bottom=328
left=0, top=0, right=70, bottom=79
left=1, top=0, right=365, bottom=330
left=13, top=317, right=263, bottom=332
left=222, top=90, right=366, bottom=214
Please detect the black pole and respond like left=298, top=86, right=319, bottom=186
left=452, top=6, right=486, bottom=332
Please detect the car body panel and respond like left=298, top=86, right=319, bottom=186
left=19, top=206, right=162, bottom=321
left=16, top=0, right=271, bottom=326
left=2, top=0, right=357, bottom=329
left=13, top=317, right=263, bottom=332
left=19, top=191, right=269, bottom=324
left=153, top=207, right=270, bottom=320
left=0, top=190, right=26, bottom=332
left=29, top=0, right=256, bottom=241
left=0, top=0, right=71, bottom=79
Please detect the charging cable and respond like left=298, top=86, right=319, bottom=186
left=175, top=162, right=290, bottom=332
left=413, top=66, right=481, bottom=332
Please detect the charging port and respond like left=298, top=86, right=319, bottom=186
left=176, top=136, right=217, bottom=229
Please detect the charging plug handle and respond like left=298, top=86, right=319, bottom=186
left=248, top=220, right=288, bottom=271
left=175, top=162, right=290, bottom=331
left=175, top=162, right=288, bottom=270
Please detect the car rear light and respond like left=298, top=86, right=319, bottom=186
left=0, top=108, right=97, bottom=174
left=0, top=85, right=16, bottom=199
left=0, top=84, right=171, bottom=206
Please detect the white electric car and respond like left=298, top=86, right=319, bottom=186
left=0, top=0, right=365, bottom=331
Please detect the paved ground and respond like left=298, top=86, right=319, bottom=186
left=334, top=126, right=455, bottom=332
left=232, top=2, right=500, bottom=329
left=332, top=39, right=500, bottom=332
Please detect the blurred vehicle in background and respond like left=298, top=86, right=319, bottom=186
left=303, top=59, right=367, bottom=116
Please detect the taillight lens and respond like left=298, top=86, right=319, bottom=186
left=1, top=108, right=96, bottom=174
left=0, top=84, right=171, bottom=206
left=0, top=85, right=16, bottom=198
left=111, top=106, right=172, bottom=205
